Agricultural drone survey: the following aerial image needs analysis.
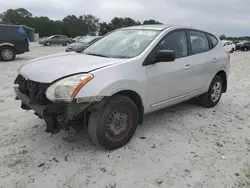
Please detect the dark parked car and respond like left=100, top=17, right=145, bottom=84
left=39, top=35, right=73, bottom=46
left=235, top=41, right=250, bottom=51
left=0, top=24, right=29, bottom=61
left=65, top=36, right=102, bottom=52
left=72, top=36, right=85, bottom=42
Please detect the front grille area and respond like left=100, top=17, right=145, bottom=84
left=14, top=75, right=51, bottom=105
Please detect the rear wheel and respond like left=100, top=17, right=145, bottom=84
left=199, top=75, right=223, bottom=108
left=230, top=48, right=234, bottom=53
left=88, top=95, right=139, bottom=150
left=0, top=47, right=16, bottom=61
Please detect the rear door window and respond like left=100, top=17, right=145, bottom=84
left=2, top=27, right=24, bottom=40
left=188, top=30, right=210, bottom=54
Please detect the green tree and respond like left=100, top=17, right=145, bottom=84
left=219, top=34, right=226, bottom=40
left=143, top=19, right=162, bottom=25
left=0, top=8, right=32, bottom=24
left=99, top=22, right=110, bottom=35
left=82, top=14, right=99, bottom=36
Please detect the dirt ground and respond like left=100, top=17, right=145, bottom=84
left=0, top=43, right=250, bottom=188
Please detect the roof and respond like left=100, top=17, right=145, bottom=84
left=0, top=24, right=20, bottom=28
left=21, top=25, right=35, bottom=31
left=121, top=24, right=175, bottom=31
left=0, top=24, right=34, bottom=30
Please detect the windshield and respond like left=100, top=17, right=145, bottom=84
left=80, top=36, right=98, bottom=43
left=84, top=29, right=160, bottom=58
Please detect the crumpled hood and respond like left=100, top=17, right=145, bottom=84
left=19, top=52, right=124, bottom=83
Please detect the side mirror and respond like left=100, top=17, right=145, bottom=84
left=155, top=50, right=175, bottom=63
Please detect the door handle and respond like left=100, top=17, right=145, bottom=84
left=184, top=64, right=193, bottom=70
left=212, top=58, right=217, bottom=62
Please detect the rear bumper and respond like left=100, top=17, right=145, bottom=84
left=14, top=44, right=29, bottom=54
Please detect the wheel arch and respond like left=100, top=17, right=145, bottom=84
left=113, top=90, right=144, bottom=124
left=0, top=43, right=14, bottom=47
left=85, top=89, right=144, bottom=125
left=216, top=70, right=227, bottom=93
left=0, top=44, right=16, bottom=52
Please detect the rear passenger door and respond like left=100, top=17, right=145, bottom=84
left=187, top=30, right=218, bottom=90
left=59, top=36, right=67, bottom=44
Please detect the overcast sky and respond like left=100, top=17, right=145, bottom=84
left=1, top=0, right=250, bottom=36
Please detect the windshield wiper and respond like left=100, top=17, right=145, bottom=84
left=84, top=52, right=110, bottom=58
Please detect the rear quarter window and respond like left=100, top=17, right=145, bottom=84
left=207, top=34, right=218, bottom=48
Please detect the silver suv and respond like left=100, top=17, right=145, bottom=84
left=14, top=25, right=230, bottom=150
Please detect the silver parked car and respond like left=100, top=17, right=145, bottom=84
left=14, top=25, right=230, bottom=150
left=39, top=35, right=73, bottom=46
left=65, top=36, right=102, bottom=52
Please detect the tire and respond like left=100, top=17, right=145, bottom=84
left=0, top=46, right=16, bottom=61
left=244, top=47, right=248, bottom=52
left=88, top=95, right=139, bottom=150
left=45, top=41, right=51, bottom=46
left=199, top=75, right=223, bottom=108
left=65, top=41, right=70, bottom=46
left=230, top=48, right=234, bottom=53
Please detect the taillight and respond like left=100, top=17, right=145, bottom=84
left=226, top=52, right=230, bottom=59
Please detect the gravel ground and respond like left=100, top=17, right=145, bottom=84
left=0, top=43, right=250, bottom=188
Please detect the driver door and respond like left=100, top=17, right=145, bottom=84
left=51, top=36, right=59, bottom=44
left=146, top=30, right=198, bottom=109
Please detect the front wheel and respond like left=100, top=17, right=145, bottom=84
left=244, top=47, right=248, bottom=52
left=199, top=75, right=223, bottom=108
left=88, top=95, right=139, bottom=150
left=65, top=41, right=70, bottom=46
left=45, top=41, right=51, bottom=46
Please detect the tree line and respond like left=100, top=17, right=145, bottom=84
left=1, top=8, right=249, bottom=40
left=0, top=8, right=162, bottom=37
left=219, top=34, right=250, bottom=42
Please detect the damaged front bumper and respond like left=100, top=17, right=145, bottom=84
left=14, top=86, right=92, bottom=134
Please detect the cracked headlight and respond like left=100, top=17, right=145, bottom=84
left=46, top=73, right=93, bottom=102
